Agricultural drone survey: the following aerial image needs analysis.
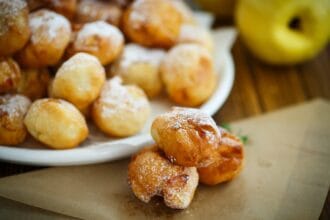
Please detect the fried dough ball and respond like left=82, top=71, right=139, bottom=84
left=172, top=0, right=195, bottom=24
left=0, top=94, right=31, bottom=146
left=75, top=0, right=122, bottom=26
left=24, top=98, right=88, bottom=149
left=67, top=21, right=124, bottom=65
left=122, top=0, right=183, bottom=48
left=92, top=77, right=150, bottom=137
left=151, top=107, right=221, bottom=167
left=27, top=0, right=77, bottom=20
left=177, top=24, right=214, bottom=52
left=0, top=58, right=21, bottom=94
left=51, top=53, right=106, bottom=110
left=128, top=146, right=199, bottom=209
left=161, top=43, right=216, bottom=107
left=198, top=128, right=244, bottom=185
left=110, top=44, right=165, bottom=98
left=17, top=68, right=51, bottom=101
left=0, top=0, right=30, bottom=57
left=15, top=9, right=71, bottom=68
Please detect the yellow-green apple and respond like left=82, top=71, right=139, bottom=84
left=235, top=0, right=330, bottom=65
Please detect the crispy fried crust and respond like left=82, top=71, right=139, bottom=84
left=0, top=0, right=30, bottom=57
left=15, top=9, right=71, bottom=68
left=75, top=0, right=122, bottom=26
left=160, top=44, right=216, bottom=107
left=110, top=43, right=165, bottom=98
left=51, top=53, right=106, bottom=110
left=24, top=98, right=88, bottom=149
left=0, top=94, right=31, bottom=145
left=92, top=77, right=150, bottom=137
left=122, top=0, right=183, bottom=48
left=0, top=58, right=21, bottom=94
left=66, top=21, right=124, bottom=65
left=151, top=107, right=221, bottom=167
left=128, top=146, right=199, bottom=209
left=198, top=128, right=244, bottom=185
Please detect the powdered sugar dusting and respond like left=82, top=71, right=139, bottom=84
left=165, top=44, right=201, bottom=69
left=171, top=107, right=218, bottom=129
left=117, top=43, right=165, bottom=72
left=98, top=77, right=149, bottom=117
left=29, top=9, right=70, bottom=44
left=76, top=21, right=124, bottom=48
left=178, top=24, right=213, bottom=51
left=0, top=94, right=31, bottom=119
left=57, top=53, right=103, bottom=77
left=129, top=0, right=148, bottom=28
left=160, top=107, right=220, bottom=144
left=163, top=43, right=212, bottom=79
left=0, top=0, right=26, bottom=17
left=0, top=0, right=27, bottom=35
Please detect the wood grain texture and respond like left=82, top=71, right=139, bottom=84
left=216, top=40, right=329, bottom=122
left=214, top=39, right=262, bottom=123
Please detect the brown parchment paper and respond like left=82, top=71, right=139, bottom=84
left=0, top=99, right=329, bottom=220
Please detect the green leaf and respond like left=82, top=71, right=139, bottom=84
left=239, top=135, right=249, bottom=145
left=220, top=123, right=232, bottom=132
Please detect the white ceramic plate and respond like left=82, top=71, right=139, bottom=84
left=0, top=28, right=237, bottom=166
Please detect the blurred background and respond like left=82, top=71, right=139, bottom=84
left=192, top=0, right=329, bottom=123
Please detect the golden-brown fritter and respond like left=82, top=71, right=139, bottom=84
left=160, top=43, right=216, bottom=107
left=24, top=98, right=88, bottom=149
left=92, top=77, right=150, bottom=137
left=128, top=146, right=199, bottom=209
left=198, top=128, right=244, bottom=185
left=0, top=58, right=21, bottom=94
left=15, top=9, right=71, bottom=68
left=17, top=68, right=51, bottom=101
left=66, top=21, right=124, bottom=65
left=110, top=43, right=165, bottom=98
left=151, top=107, right=221, bottom=167
left=0, top=94, right=31, bottom=146
left=75, top=0, right=122, bottom=26
left=122, top=0, right=183, bottom=48
left=0, top=0, right=30, bottom=57
left=177, top=24, right=214, bottom=52
left=51, top=52, right=106, bottom=111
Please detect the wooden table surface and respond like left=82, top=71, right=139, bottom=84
left=0, top=27, right=329, bottom=218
